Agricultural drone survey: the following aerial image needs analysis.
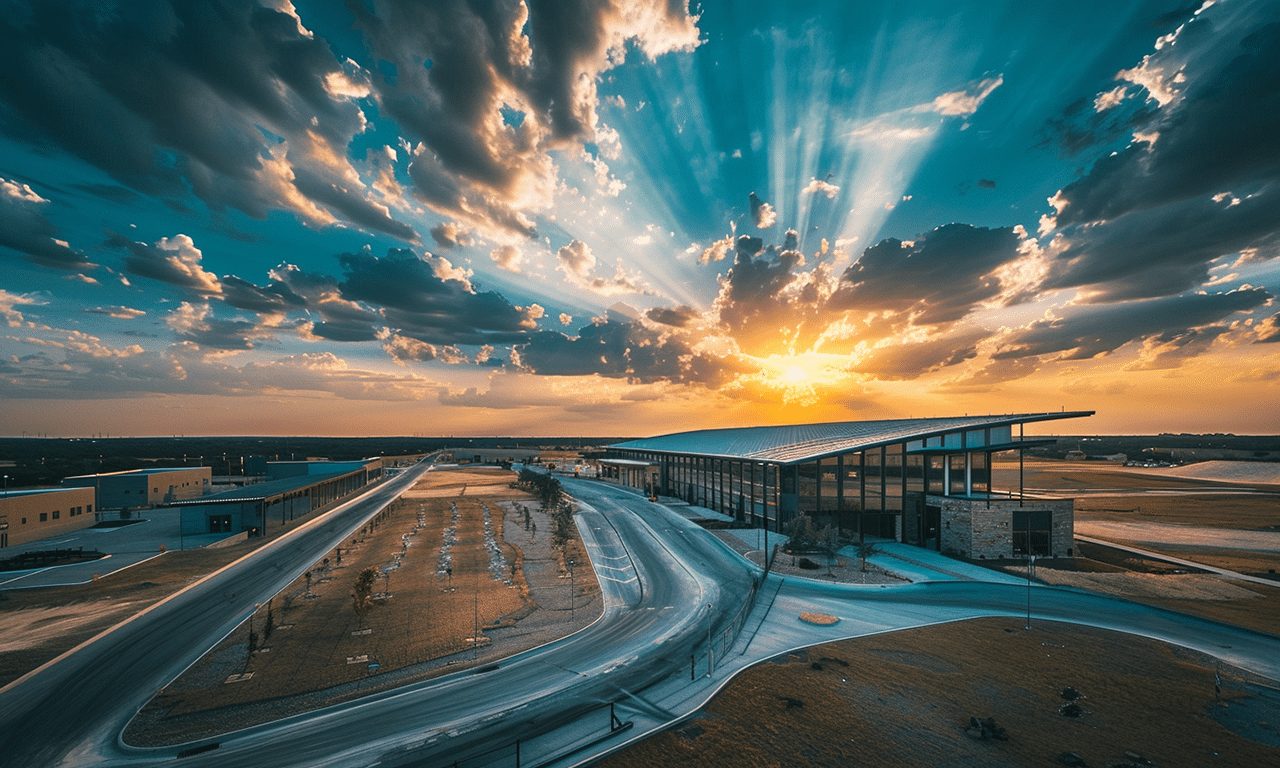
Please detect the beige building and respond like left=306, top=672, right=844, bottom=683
left=61, top=467, right=212, bottom=512
left=0, top=487, right=97, bottom=549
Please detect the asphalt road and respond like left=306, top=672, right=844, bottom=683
left=0, top=472, right=758, bottom=768
left=0, top=463, right=431, bottom=768
left=3, top=472, right=1278, bottom=768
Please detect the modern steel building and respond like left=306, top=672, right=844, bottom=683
left=173, top=460, right=383, bottom=536
left=603, top=411, right=1092, bottom=559
left=61, top=466, right=212, bottom=513
left=0, top=486, right=97, bottom=548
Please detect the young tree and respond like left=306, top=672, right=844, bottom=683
left=351, top=566, right=379, bottom=630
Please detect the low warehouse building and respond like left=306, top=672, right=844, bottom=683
left=605, top=411, right=1091, bottom=559
left=173, top=465, right=380, bottom=536
left=61, top=467, right=212, bottom=513
left=0, top=487, right=97, bottom=549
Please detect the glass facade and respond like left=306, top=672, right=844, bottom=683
left=612, top=423, right=1017, bottom=538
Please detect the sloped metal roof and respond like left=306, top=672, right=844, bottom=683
left=610, top=412, right=1092, bottom=465
left=169, top=471, right=352, bottom=504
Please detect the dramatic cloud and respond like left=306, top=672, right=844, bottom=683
left=164, top=302, right=273, bottom=350
left=349, top=0, right=699, bottom=238
left=996, top=288, right=1272, bottom=360
left=749, top=192, right=776, bottom=228
left=0, top=289, right=46, bottom=327
left=84, top=306, right=146, bottom=320
left=555, top=239, right=647, bottom=296
left=1040, top=7, right=1280, bottom=300
left=515, top=318, right=732, bottom=386
left=489, top=244, right=524, bottom=273
left=802, top=178, right=840, bottom=199
left=0, top=178, right=92, bottom=269
left=645, top=305, right=700, bottom=328
left=829, top=224, right=1023, bottom=325
left=107, top=233, right=223, bottom=295
left=855, top=331, right=985, bottom=381
left=430, top=221, right=472, bottom=250
left=219, top=273, right=308, bottom=315
left=337, top=247, right=542, bottom=346
left=0, top=2, right=417, bottom=240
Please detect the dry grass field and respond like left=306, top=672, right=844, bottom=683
left=124, top=466, right=600, bottom=744
left=600, top=617, right=1280, bottom=768
left=0, top=534, right=270, bottom=688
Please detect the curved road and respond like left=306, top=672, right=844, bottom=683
left=1, top=474, right=1277, bottom=767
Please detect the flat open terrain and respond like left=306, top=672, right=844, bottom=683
left=602, top=459, right=1280, bottom=766
left=123, top=466, right=600, bottom=744
left=600, top=617, right=1280, bottom=768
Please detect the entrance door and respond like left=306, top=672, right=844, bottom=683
left=1012, top=510, right=1052, bottom=556
left=925, top=505, right=942, bottom=551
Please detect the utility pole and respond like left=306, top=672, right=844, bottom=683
left=473, top=593, right=479, bottom=660
left=568, top=558, right=575, bottom=622
left=1025, top=554, right=1035, bottom=630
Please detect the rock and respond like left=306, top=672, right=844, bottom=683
left=964, top=716, right=1008, bottom=741
left=1059, top=702, right=1087, bottom=718
left=1122, top=751, right=1152, bottom=765
left=1061, top=686, right=1084, bottom=701
left=1058, top=752, right=1088, bottom=767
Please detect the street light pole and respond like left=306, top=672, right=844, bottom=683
left=706, top=603, right=714, bottom=677
left=568, top=558, right=575, bottom=622
left=1025, top=554, right=1035, bottom=630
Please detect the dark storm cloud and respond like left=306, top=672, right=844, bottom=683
left=516, top=319, right=733, bottom=385
left=828, top=224, right=1021, bottom=325
left=0, top=1, right=416, bottom=239
left=0, top=179, right=93, bottom=269
left=645, top=305, right=699, bottom=327
left=336, top=247, right=539, bottom=345
left=995, top=287, right=1272, bottom=360
left=1042, top=14, right=1280, bottom=299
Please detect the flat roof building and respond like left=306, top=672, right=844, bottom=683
left=0, top=487, right=97, bottom=549
left=62, top=467, right=212, bottom=513
left=605, top=411, right=1092, bottom=559
left=173, top=463, right=381, bottom=537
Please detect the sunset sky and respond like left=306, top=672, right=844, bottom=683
left=1, top=0, right=1278, bottom=437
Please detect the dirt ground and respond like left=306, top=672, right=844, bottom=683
left=0, top=536, right=273, bottom=688
left=599, top=617, right=1280, bottom=768
left=123, top=466, right=601, bottom=745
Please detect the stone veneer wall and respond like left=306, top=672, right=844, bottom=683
left=933, top=496, right=1075, bottom=559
